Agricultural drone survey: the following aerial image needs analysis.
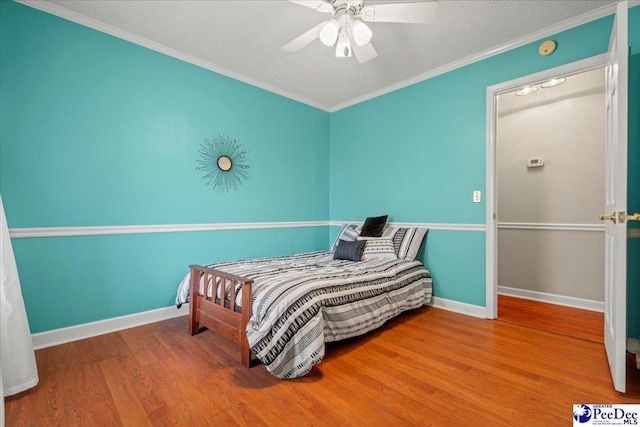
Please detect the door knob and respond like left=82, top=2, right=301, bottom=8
left=599, top=212, right=617, bottom=223
left=628, top=213, right=640, bottom=221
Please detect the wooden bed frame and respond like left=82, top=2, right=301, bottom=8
left=188, top=264, right=255, bottom=367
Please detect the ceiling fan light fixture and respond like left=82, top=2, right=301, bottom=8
left=284, top=0, right=439, bottom=63
left=319, top=19, right=340, bottom=46
left=351, top=20, right=372, bottom=46
left=335, top=28, right=352, bottom=57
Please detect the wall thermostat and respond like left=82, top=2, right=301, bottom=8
left=527, top=157, right=544, bottom=168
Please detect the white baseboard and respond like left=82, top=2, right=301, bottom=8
left=31, top=290, right=606, bottom=351
left=31, top=303, right=189, bottom=350
left=628, top=338, right=640, bottom=354
left=430, top=297, right=487, bottom=319
left=498, top=286, right=604, bottom=312
left=32, top=297, right=489, bottom=350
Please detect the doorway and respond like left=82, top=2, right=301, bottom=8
left=495, top=67, right=606, bottom=342
left=484, top=54, right=610, bottom=317
left=487, top=3, right=629, bottom=394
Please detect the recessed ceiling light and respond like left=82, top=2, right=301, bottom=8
left=515, top=86, right=539, bottom=96
left=540, top=77, right=566, bottom=88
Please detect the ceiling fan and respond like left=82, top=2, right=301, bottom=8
left=282, top=0, right=438, bottom=64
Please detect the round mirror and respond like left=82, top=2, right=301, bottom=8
left=217, top=155, right=232, bottom=171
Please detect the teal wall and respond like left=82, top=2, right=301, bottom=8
left=0, top=2, right=329, bottom=227
left=329, top=4, right=640, bottom=335
left=0, top=1, right=330, bottom=332
left=2, top=1, right=639, bottom=336
left=10, top=227, right=327, bottom=332
left=330, top=15, right=617, bottom=307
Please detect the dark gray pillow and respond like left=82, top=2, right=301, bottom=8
left=333, top=239, right=365, bottom=261
left=360, top=215, right=388, bottom=237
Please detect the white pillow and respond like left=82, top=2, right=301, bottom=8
left=331, top=223, right=361, bottom=252
left=363, top=227, right=428, bottom=261
left=392, top=227, right=428, bottom=260
left=358, top=237, right=397, bottom=260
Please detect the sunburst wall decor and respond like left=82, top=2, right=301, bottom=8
left=196, top=134, right=250, bottom=192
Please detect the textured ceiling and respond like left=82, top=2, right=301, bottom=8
left=27, top=0, right=617, bottom=111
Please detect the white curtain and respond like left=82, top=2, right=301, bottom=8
left=0, top=194, right=38, bottom=405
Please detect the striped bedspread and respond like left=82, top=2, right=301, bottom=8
left=176, top=251, right=432, bottom=378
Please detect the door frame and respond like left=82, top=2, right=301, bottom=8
left=485, top=54, right=608, bottom=319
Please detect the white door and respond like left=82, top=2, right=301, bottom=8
left=602, top=0, right=628, bottom=394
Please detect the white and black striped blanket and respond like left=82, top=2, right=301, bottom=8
left=175, top=251, right=432, bottom=378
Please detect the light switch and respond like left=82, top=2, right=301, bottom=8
left=473, top=191, right=482, bottom=203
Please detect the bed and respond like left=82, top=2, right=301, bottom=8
left=175, top=223, right=431, bottom=379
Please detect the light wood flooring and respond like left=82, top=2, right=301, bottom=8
left=498, top=294, right=604, bottom=343
left=5, top=306, right=640, bottom=426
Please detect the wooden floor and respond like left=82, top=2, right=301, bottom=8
left=498, top=294, right=604, bottom=343
left=6, top=307, right=640, bottom=426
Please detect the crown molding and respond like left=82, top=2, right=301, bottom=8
left=16, top=0, right=331, bottom=112
left=15, top=0, right=627, bottom=113
left=328, top=2, right=620, bottom=112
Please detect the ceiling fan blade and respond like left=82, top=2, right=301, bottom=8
left=282, top=21, right=327, bottom=52
left=351, top=38, right=377, bottom=64
left=360, top=2, right=438, bottom=24
left=288, top=0, right=334, bottom=14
